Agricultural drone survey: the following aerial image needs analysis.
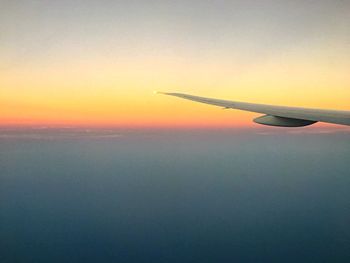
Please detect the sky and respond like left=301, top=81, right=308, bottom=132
left=1, top=0, right=350, bottom=127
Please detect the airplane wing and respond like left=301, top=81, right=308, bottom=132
left=158, top=92, right=350, bottom=127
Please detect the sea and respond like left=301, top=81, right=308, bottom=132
left=1, top=127, right=350, bottom=263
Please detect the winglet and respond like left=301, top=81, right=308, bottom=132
left=154, top=91, right=169, bottom=95
left=155, top=91, right=179, bottom=96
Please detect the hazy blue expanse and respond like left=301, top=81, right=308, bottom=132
left=1, top=127, right=350, bottom=263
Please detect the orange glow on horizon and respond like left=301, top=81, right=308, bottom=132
left=1, top=50, right=350, bottom=128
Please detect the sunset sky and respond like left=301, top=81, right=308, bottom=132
left=1, top=0, right=350, bottom=127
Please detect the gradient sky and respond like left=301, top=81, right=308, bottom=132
left=1, top=0, right=350, bottom=127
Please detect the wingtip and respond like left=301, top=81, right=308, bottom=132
left=153, top=91, right=169, bottom=95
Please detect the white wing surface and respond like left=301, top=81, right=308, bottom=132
left=159, top=92, right=350, bottom=127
